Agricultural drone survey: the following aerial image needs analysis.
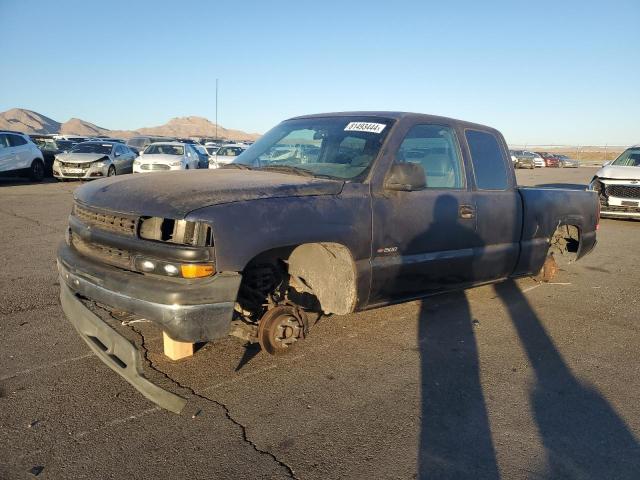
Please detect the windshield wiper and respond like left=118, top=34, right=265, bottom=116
left=259, top=165, right=314, bottom=177
left=220, top=163, right=253, bottom=170
left=259, top=165, right=340, bottom=180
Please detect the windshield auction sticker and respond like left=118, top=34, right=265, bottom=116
left=344, top=122, right=387, bottom=134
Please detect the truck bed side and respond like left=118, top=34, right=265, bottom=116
left=514, top=187, right=599, bottom=276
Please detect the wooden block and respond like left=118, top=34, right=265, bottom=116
left=163, top=332, right=194, bottom=360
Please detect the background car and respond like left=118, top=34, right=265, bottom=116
left=191, top=144, right=210, bottom=169
left=0, top=130, right=46, bottom=181
left=556, top=154, right=580, bottom=168
left=208, top=144, right=247, bottom=168
left=53, top=141, right=136, bottom=180
left=126, top=135, right=175, bottom=154
left=133, top=142, right=199, bottom=173
left=32, top=137, right=74, bottom=176
left=509, top=149, right=519, bottom=166
left=511, top=150, right=535, bottom=169
left=536, top=152, right=561, bottom=167
left=205, top=145, right=220, bottom=156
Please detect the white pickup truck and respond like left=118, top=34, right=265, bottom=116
left=589, top=145, right=640, bottom=220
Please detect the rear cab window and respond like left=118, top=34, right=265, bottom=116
left=465, top=129, right=510, bottom=190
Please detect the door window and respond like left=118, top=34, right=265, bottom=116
left=395, top=124, right=465, bottom=189
left=0, top=134, right=10, bottom=149
left=465, top=130, right=509, bottom=190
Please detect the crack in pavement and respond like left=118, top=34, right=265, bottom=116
left=0, top=207, right=61, bottom=233
left=127, top=323, right=299, bottom=480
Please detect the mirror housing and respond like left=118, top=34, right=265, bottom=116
left=384, top=162, right=426, bottom=191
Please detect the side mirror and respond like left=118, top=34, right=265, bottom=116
left=384, top=162, right=426, bottom=191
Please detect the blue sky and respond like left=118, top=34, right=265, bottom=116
left=1, top=0, right=638, bottom=144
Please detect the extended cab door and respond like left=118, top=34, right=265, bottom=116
left=464, top=129, right=522, bottom=282
left=369, top=123, right=480, bottom=303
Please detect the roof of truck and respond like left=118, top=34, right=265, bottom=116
left=288, top=111, right=499, bottom=134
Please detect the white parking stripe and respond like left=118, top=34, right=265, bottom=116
left=0, top=353, right=94, bottom=381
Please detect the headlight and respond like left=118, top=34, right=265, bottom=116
left=133, top=256, right=215, bottom=278
left=170, top=160, right=183, bottom=166
left=53, top=159, right=60, bottom=167
left=93, top=161, right=107, bottom=168
left=133, top=159, right=141, bottom=165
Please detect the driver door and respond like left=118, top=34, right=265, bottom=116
left=369, top=123, right=480, bottom=304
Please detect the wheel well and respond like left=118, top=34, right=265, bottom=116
left=237, top=242, right=357, bottom=319
left=549, top=224, right=580, bottom=264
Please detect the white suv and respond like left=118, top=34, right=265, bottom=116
left=0, top=131, right=46, bottom=181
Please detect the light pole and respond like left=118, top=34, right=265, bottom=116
left=215, top=78, right=219, bottom=142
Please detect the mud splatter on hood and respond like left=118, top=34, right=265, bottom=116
left=74, top=169, right=344, bottom=218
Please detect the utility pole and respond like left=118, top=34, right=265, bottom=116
left=215, top=78, right=219, bottom=142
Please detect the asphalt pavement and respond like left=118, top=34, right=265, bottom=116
left=1, top=167, right=639, bottom=479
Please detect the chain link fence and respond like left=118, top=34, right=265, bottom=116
left=507, top=144, right=632, bottom=165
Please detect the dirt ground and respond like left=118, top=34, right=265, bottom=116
left=1, top=167, right=639, bottom=479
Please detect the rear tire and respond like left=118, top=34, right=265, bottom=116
left=29, top=159, right=45, bottom=182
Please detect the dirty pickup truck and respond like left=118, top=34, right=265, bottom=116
left=58, top=112, right=599, bottom=412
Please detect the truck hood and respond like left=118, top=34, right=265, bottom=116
left=57, top=152, right=110, bottom=163
left=596, top=165, right=640, bottom=180
left=74, top=169, right=345, bottom=218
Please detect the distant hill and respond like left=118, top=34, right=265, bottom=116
left=0, top=108, right=61, bottom=134
left=0, top=108, right=261, bottom=141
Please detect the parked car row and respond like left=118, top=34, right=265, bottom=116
left=509, top=149, right=580, bottom=168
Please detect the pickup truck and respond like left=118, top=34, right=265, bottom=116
left=58, top=112, right=599, bottom=412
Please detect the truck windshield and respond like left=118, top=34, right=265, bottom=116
left=232, top=117, right=395, bottom=180
left=612, top=149, right=640, bottom=167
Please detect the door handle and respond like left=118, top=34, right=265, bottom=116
left=459, top=205, right=475, bottom=219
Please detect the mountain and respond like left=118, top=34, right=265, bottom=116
left=0, top=108, right=61, bottom=134
left=60, top=118, right=111, bottom=137
left=132, top=116, right=260, bottom=141
left=0, top=108, right=261, bottom=141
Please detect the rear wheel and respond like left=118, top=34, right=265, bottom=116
left=107, top=165, right=116, bottom=177
left=29, top=159, right=45, bottom=182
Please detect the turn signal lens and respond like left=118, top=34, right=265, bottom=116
left=180, top=263, right=215, bottom=278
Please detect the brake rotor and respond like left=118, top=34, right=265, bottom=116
left=258, top=305, right=306, bottom=355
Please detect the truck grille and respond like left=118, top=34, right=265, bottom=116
left=605, top=184, right=640, bottom=199
left=70, top=233, right=132, bottom=269
left=141, top=164, right=170, bottom=171
left=73, top=203, right=138, bottom=236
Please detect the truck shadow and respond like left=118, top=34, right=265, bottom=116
left=410, top=195, right=499, bottom=478
left=413, top=194, right=639, bottom=479
left=492, top=280, right=640, bottom=479
left=416, top=291, right=499, bottom=479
